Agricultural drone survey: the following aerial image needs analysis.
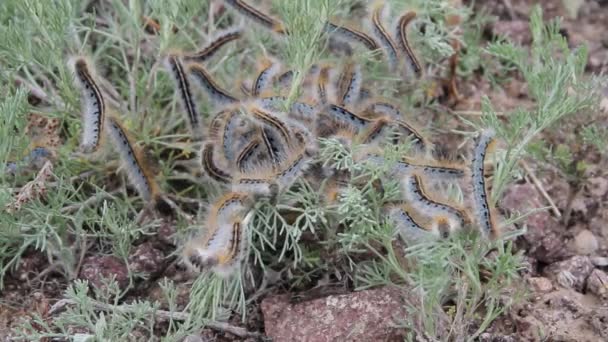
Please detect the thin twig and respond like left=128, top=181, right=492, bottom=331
left=519, top=160, right=562, bottom=218
left=49, top=298, right=265, bottom=340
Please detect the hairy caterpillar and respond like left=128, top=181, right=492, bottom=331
left=185, top=27, right=243, bottom=63
left=105, top=116, right=159, bottom=202
left=324, top=21, right=379, bottom=51
left=188, top=62, right=239, bottom=107
left=395, top=11, right=422, bottom=77
left=370, top=1, right=399, bottom=71
left=403, top=173, right=471, bottom=231
left=336, top=62, right=362, bottom=107
left=70, top=57, right=105, bottom=153
left=165, top=55, right=202, bottom=138
left=470, top=129, right=499, bottom=237
left=222, top=0, right=287, bottom=34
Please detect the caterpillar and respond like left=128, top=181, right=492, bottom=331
left=388, top=205, right=439, bottom=242
left=185, top=27, right=243, bottom=63
left=222, top=0, right=287, bottom=34
left=188, top=62, right=239, bottom=107
left=251, top=58, right=281, bottom=97
left=105, top=116, right=159, bottom=202
left=324, top=21, right=379, bottom=51
left=201, top=141, right=233, bottom=184
left=327, top=104, right=371, bottom=130
left=403, top=173, right=471, bottom=231
left=165, top=55, right=202, bottom=138
left=70, top=57, right=105, bottom=153
left=183, top=192, right=252, bottom=275
left=370, top=1, right=399, bottom=71
left=470, top=129, right=499, bottom=238
left=336, top=62, right=362, bottom=107
left=395, top=11, right=422, bottom=78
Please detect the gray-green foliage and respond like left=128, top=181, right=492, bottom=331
left=1, top=0, right=598, bottom=340
left=481, top=5, right=603, bottom=204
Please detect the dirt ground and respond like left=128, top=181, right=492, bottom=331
left=1, top=0, right=608, bottom=341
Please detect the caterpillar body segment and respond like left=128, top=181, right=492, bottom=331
left=391, top=119, right=428, bottom=150
left=246, top=103, right=293, bottom=149
left=187, top=62, right=239, bottom=107
left=336, top=62, right=362, bottom=107
left=324, top=20, right=379, bottom=51
left=403, top=173, right=471, bottom=231
left=201, top=141, right=233, bottom=184
left=358, top=117, right=392, bottom=144
left=105, top=116, right=159, bottom=202
left=276, top=69, right=294, bottom=89
left=70, top=57, right=106, bottom=153
left=212, top=218, right=248, bottom=276
left=470, top=129, right=499, bottom=238
left=185, top=27, right=243, bottom=63
left=363, top=99, right=403, bottom=120
left=236, top=135, right=263, bottom=172
left=388, top=205, right=439, bottom=242
left=252, top=58, right=281, bottom=97
left=182, top=192, right=252, bottom=276
left=369, top=1, right=399, bottom=71
left=395, top=11, right=423, bottom=78
left=164, top=55, right=202, bottom=138
left=326, top=104, right=372, bottom=131
left=222, top=0, right=287, bottom=34
left=315, top=65, right=334, bottom=105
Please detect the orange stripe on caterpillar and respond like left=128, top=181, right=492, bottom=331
left=403, top=172, right=471, bottom=231
left=370, top=1, right=399, bottom=71
left=200, top=141, right=232, bottom=184
left=222, top=0, right=287, bottom=34
left=324, top=20, right=379, bottom=51
left=188, top=62, right=239, bottom=106
left=395, top=11, right=423, bottom=78
left=251, top=58, right=281, bottom=97
left=105, top=116, right=159, bottom=202
left=336, top=62, right=362, bottom=107
left=185, top=27, right=242, bottom=63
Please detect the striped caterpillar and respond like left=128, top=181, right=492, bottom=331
left=470, top=129, right=499, bottom=238
left=70, top=57, right=105, bottom=153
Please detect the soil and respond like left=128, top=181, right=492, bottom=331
left=2, top=0, right=608, bottom=341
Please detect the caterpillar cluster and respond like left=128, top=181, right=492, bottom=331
left=70, top=0, right=499, bottom=277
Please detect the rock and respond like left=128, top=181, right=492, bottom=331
left=261, top=287, right=407, bottom=342
left=527, top=277, right=553, bottom=293
left=79, top=255, right=129, bottom=291
left=587, top=177, right=608, bottom=198
left=544, top=256, right=595, bottom=292
left=591, top=256, right=608, bottom=267
left=128, top=242, right=165, bottom=275
left=573, top=230, right=599, bottom=255
left=586, top=269, right=608, bottom=300
left=501, top=184, right=570, bottom=263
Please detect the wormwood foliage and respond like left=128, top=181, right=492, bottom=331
left=0, top=0, right=600, bottom=341
left=481, top=5, right=603, bottom=204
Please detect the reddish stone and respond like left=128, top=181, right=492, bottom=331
left=128, top=242, right=165, bottom=275
left=544, top=256, right=595, bottom=292
left=501, top=183, right=570, bottom=263
left=79, top=255, right=129, bottom=291
left=261, top=287, right=407, bottom=342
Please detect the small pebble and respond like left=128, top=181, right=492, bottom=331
left=573, top=230, right=599, bottom=255
left=527, top=277, right=553, bottom=293
left=586, top=269, right=608, bottom=300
